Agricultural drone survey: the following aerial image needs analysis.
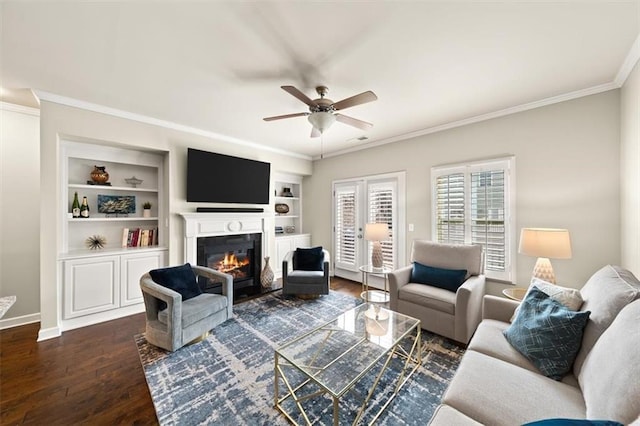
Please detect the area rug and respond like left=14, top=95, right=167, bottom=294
left=135, top=291, right=464, bottom=425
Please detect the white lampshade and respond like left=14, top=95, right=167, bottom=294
left=519, top=228, right=572, bottom=284
left=519, top=228, right=572, bottom=259
left=364, top=223, right=390, bottom=242
left=307, top=111, right=336, bottom=133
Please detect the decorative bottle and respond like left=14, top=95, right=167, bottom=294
left=260, top=256, right=274, bottom=290
left=71, top=192, right=81, bottom=218
left=80, top=196, right=90, bottom=218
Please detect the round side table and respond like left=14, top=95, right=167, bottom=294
left=502, top=287, right=527, bottom=302
left=359, top=265, right=392, bottom=304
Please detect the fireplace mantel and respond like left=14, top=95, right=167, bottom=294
left=180, top=212, right=272, bottom=265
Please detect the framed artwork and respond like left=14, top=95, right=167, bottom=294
left=97, top=194, right=136, bottom=214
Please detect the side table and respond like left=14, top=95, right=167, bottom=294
left=359, top=265, right=392, bottom=304
left=502, top=287, right=527, bottom=302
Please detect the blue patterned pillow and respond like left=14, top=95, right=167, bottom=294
left=410, top=262, right=467, bottom=292
left=503, top=287, right=590, bottom=380
left=523, top=420, right=622, bottom=426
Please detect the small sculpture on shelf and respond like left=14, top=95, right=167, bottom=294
left=280, top=187, right=294, bottom=197
left=85, top=235, right=106, bottom=250
left=88, top=166, right=111, bottom=185
left=275, top=203, right=289, bottom=215
left=125, top=176, right=143, bottom=188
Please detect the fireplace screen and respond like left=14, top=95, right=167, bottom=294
left=196, top=233, right=262, bottom=297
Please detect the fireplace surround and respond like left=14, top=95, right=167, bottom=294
left=181, top=213, right=272, bottom=300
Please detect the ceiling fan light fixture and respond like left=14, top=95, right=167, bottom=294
left=308, top=111, right=336, bottom=133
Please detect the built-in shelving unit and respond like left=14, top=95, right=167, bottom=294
left=58, top=140, right=168, bottom=330
left=272, top=172, right=311, bottom=278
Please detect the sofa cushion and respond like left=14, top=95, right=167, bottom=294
left=293, top=246, right=324, bottom=271
left=468, top=319, right=539, bottom=373
left=504, top=288, right=590, bottom=380
left=411, top=240, right=483, bottom=278
left=441, top=351, right=586, bottom=425
left=398, top=283, right=456, bottom=315
left=511, top=278, right=583, bottom=322
left=287, top=270, right=324, bottom=284
left=158, top=293, right=228, bottom=328
left=429, top=404, right=483, bottom=425
left=411, top=262, right=467, bottom=292
left=573, top=265, right=640, bottom=377
left=150, top=263, right=202, bottom=310
left=578, top=300, right=640, bottom=424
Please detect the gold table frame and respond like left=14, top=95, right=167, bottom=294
left=274, top=304, right=422, bottom=425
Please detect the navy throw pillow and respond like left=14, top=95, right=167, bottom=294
left=503, top=287, right=590, bottom=380
left=410, top=262, right=467, bottom=292
left=293, top=246, right=324, bottom=271
left=149, top=263, right=202, bottom=310
left=523, top=419, right=623, bottom=426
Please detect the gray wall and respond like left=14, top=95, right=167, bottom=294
left=305, top=91, right=621, bottom=293
left=621, top=60, right=640, bottom=277
left=0, top=105, right=40, bottom=321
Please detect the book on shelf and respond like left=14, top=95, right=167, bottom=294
left=122, top=227, right=159, bottom=248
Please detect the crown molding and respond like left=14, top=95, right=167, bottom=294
left=0, top=101, right=40, bottom=116
left=316, top=82, right=618, bottom=160
left=615, top=32, right=640, bottom=87
left=32, top=90, right=312, bottom=161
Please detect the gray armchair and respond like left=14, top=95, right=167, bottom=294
left=282, top=249, right=330, bottom=296
left=389, top=240, right=485, bottom=344
left=140, top=264, right=233, bottom=352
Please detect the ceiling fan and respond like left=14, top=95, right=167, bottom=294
left=264, top=85, right=377, bottom=137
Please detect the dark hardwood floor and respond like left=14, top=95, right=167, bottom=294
left=0, top=278, right=362, bottom=425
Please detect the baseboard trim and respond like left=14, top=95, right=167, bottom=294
left=0, top=312, right=40, bottom=330
left=37, top=325, right=62, bottom=341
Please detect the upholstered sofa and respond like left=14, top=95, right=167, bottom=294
left=429, top=265, right=640, bottom=425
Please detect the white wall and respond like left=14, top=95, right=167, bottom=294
left=621, top=60, right=640, bottom=277
left=38, top=100, right=312, bottom=337
left=0, top=104, right=41, bottom=322
left=305, top=91, right=621, bottom=293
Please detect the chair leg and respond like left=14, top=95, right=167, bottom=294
left=186, top=330, right=210, bottom=346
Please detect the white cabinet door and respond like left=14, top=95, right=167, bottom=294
left=274, top=238, right=293, bottom=277
left=120, top=251, right=166, bottom=306
left=64, top=256, right=120, bottom=319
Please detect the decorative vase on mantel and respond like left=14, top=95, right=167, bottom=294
left=260, top=257, right=274, bottom=290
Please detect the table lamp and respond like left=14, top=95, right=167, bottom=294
left=519, top=228, right=572, bottom=284
left=364, top=223, right=390, bottom=269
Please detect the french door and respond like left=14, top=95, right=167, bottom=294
left=333, top=172, right=405, bottom=283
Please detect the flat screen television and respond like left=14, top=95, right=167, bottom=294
left=186, top=148, right=271, bottom=204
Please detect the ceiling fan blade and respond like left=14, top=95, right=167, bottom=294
left=310, top=127, right=321, bottom=138
left=281, top=86, right=317, bottom=107
left=335, top=114, right=373, bottom=130
left=331, top=91, right=378, bottom=111
left=263, top=112, right=308, bottom=121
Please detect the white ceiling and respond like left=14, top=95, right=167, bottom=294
left=2, top=1, right=639, bottom=159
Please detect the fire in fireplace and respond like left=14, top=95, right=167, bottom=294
left=197, top=233, right=262, bottom=299
left=210, top=252, right=250, bottom=278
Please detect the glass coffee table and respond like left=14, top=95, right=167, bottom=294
left=274, top=303, right=421, bottom=425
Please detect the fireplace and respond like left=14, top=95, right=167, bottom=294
left=197, top=233, right=262, bottom=298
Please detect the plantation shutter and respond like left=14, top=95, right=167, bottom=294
left=432, top=158, right=514, bottom=282
left=471, top=170, right=505, bottom=273
left=368, top=180, right=396, bottom=269
left=435, top=173, right=465, bottom=245
left=334, top=183, right=358, bottom=270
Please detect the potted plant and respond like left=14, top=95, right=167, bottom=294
left=143, top=202, right=152, bottom=218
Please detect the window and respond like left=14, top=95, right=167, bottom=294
left=368, top=180, right=396, bottom=269
left=432, top=157, right=515, bottom=282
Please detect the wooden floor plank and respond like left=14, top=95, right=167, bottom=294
left=0, top=278, right=362, bottom=425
